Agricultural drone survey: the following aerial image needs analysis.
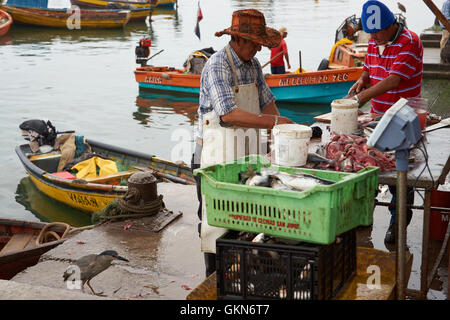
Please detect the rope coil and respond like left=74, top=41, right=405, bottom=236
left=91, top=195, right=164, bottom=224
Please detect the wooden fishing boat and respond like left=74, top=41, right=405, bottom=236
left=113, top=6, right=176, bottom=21
left=16, top=138, right=195, bottom=213
left=0, top=9, right=12, bottom=37
left=134, top=65, right=363, bottom=104
left=0, top=218, right=70, bottom=280
left=70, top=0, right=177, bottom=10
left=70, top=0, right=176, bottom=21
left=15, top=177, right=93, bottom=227
left=0, top=5, right=131, bottom=28
left=327, top=13, right=407, bottom=69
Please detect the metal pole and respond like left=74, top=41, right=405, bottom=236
left=299, top=50, right=302, bottom=73
left=396, top=170, right=407, bottom=300
left=422, top=0, right=450, bottom=31
left=420, top=190, right=432, bottom=299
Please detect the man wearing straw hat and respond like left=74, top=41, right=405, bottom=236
left=270, top=26, right=291, bottom=74
left=191, top=9, right=294, bottom=276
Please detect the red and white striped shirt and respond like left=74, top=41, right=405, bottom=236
left=363, top=27, right=423, bottom=114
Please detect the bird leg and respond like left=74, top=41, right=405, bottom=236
left=86, top=280, right=106, bottom=297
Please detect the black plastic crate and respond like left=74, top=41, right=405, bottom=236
left=216, top=228, right=356, bottom=300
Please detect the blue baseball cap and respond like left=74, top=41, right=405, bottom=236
left=361, top=1, right=395, bottom=33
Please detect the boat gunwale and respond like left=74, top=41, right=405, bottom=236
left=0, top=9, right=13, bottom=34
left=16, top=139, right=193, bottom=194
left=16, top=144, right=129, bottom=193
left=1, top=5, right=131, bottom=27
left=0, top=238, right=66, bottom=262
left=1, top=4, right=131, bottom=16
left=0, top=218, right=68, bottom=262
left=70, top=0, right=176, bottom=9
left=134, top=66, right=364, bottom=87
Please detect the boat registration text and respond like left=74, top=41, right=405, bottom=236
left=278, top=73, right=349, bottom=86
left=68, top=193, right=100, bottom=208
left=144, top=76, right=163, bottom=84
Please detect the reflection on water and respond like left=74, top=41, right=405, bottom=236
left=7, top=23, right=135, bottom=44
left=135, top=91, right=330, bottom=127
left=15, top=177, right=92, bottom=227
left=134, top=91, right=199, bottom=128
left=3, top=8, right=179, bottom=46
left=277, top=101, right=331, bottom=125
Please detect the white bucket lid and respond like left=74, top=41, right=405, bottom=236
left=273, top=124, right=312, bottom=139
left=331, top=98, right=359, bottom=110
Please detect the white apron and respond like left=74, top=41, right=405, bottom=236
left=200, top=45, right=264, bottom=253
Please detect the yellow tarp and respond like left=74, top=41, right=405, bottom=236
left=71, top=156, right=118, bottom=179
left=328, top=38, right=354, bottom=64
left=294, top=67, right=307, bottom=74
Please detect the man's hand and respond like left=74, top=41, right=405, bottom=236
left=348, top=78, right=366, bottom=95
left=348, top=70, right=370, bottom=95
left=276, top=116, right=294, bottom=125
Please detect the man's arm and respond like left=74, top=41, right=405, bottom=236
left=348, top=71, right=402, bottom=103
left=282, top=41, right=291, bottom=69
left=284, top=53, right=291, bottom=70
left=261, top=100, right=280, bottom=116
left=220, top=107, right=292, bottom=129
left=355, top=74, right=402, bottom=103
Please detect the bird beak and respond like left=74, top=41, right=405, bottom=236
left=115, top=255, right=129, bottom=262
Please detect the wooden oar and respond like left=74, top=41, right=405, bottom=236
left=146, top=49, right=164, bottom=62
left=261, top=51, right=284, bottom=69
left=133, top=165, right=192, bottom=185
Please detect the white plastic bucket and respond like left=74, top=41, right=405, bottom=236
left=272, top=124, right=312, bottom=167
left=330, top=98, right=359, bottom=134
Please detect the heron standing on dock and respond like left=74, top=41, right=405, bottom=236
left=63, top=250, right=129, bottom=296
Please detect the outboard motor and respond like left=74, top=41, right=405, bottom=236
left=135, top=38, right=152, bottom=66
left=20, top=119, right=57, bottom=153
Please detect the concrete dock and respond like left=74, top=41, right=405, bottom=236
left=421, top=31, right=450, bottom=80
left=2, top=183, right=204, bottom=300
left=2, top=179, right=448, bottom=300
left=420, top=31, right=450, bottom=120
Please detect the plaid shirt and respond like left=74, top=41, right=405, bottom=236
left=195, top=44, right=275, bottom=139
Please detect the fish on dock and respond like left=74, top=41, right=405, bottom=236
left=269, top=171, right=334, bottom=192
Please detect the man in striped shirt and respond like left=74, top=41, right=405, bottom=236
left=348, top=1, right=423, bottom=244
left=348, top=1, right=423, bottom=115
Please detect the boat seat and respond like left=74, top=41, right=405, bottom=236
left=84, top=169, right=137, bottom=185
left=0, top=234, right=34, bottom=255
left=29, top=152, right=62, bottom=173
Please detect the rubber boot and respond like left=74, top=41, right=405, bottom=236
left=204, top=253, right=216, bottom=277
left=384, top=222, right=396, bottom=244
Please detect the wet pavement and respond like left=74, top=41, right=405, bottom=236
left=5, top=180, right=448, bottom=300
left=357, top=184, right=449, bottom=300
left=9, top=182, right=204, bottom=300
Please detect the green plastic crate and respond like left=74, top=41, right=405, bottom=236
left=194, top=155, right=379, bottom=245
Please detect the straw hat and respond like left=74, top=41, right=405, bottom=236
left=215, top=9, right=282, bottom=48
left=279, top=27, right=288, bottom=34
